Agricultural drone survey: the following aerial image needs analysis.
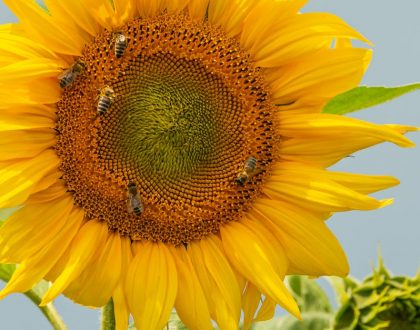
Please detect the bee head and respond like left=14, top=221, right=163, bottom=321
left=102, top=86, right=114, bottom=96
left=127, top=182, right=137, bottom=193
left=75, top=59, right=86, bottom=71
left=235, top=176, right=246, bottom=186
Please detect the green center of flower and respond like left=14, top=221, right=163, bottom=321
left=55, top=14, right=277, bottom=245
left=100, top=52, right=241, bottom=182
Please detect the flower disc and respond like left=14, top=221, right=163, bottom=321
left=56, top=15, right=277, bottom=244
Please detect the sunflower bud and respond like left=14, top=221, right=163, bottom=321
left=333, top=257, right=420, bottom=330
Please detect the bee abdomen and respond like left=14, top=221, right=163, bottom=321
left=115, top=44, right=127, bottom=58
left=245, top=156, right=257, bottom=170
left=97, top=97, right=112, bottom=115
left=59, top=76, right=72, bottom=88
left=132, top=199, right=143, bottom=215
left=114, top=34, right=128, bottom=59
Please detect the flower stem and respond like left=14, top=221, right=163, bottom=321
left=101, top=299, right=116, bottom=330
left=24, top=289, right=67, bottom=330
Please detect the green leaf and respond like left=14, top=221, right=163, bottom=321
left=253, top=312, right=332, bottom=330
left=328, top=276, right=359, bottom=306
left=334, top=303, right=360, bottom=330
left=323, top=83, right=420, bottom=115
left=286, top=275, right=333, bottom=313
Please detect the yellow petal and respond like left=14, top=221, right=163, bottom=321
left=63, top=232, right=127, bottom=307
left=0, top=150, right=60, bottom=208
left=240, top=0, right=307, bottom=51
left=46, top=0, right=100, bottom=36
left=279, top=115, right=417, bottom=166
left=254, top=13, right=370, bottom=67
left=45, top=242, right=72, bottom=282
left=43, top=0, right=94, bottom=40
left=208, top=0, right=258, bottom=38
left=250, top=198, right=349, bottom=276
left=163, top=0, right=189, bottom=14
left=188, top=236, right=242, bottom=329
left=41, top=220, right=109, bottom=305
left=0, top=104, right=56, bottom=120
left=188, top=0, right=209, bottom=21
left=255, top=296, right=276, bottom=322
left=112, top=238, right=133, bottom=330
left=0, top=32, right=58, bottom=60
left=268, top=48, right=372, bottom=106
left=0, top=112, right=54, bottom=130
left=169, top=246, right=213, bottom=330
left=126, top=242, right=178, bottom=330
left=3, top=0, right=86, bottom=56
left=264, top=165, right=393, bottom=212
left=322, top=172, right=399, bottom=194
left=0, top=58, right=64, bottom=83
left=0, top=207, right=83, bottom=298
left=25, top=181, right=67, bottom=206
left=271, top=162, right=400, bottom=195
left=280, top=113, right=416, bottom=147
left=242, top=282, right=261, bottom=330
left=136, top=0, right=165, bottom=17
left=84, top=0, right=116, bottom=29
left=0, top=196, right=74, bottom=263
left=282, top=139, right=385, bottom=166
left=113, top=0, right=137, bottom=25
left=335, top=37, right=353, bottom=49
left=0, top=79, right=61, bottom=108
left=220, top=219, right=301, bottom=318
left=0, top=129, right=55, bottom=161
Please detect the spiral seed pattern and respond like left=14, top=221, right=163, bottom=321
left=55, top=14, right=278, bottom=245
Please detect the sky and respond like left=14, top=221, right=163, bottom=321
left=0, top=1, right=419, bottom=329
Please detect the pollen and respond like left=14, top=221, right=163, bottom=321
left=55, top=14, right=278, bottom=245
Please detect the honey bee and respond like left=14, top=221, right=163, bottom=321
left=113, top=32, right=128, bottom=59
left=127, top=182, right=144, bottom=216
left=235, top=156, right=258, bottom=186
left=97, top=86, right=115, bottom=115
left=58, top=59, right=86, bottom=88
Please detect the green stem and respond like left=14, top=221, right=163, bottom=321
left=24, top=289, right=67, bottom=330
left=101, top=299, right=116, bottom=330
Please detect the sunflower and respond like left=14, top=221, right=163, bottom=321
left=0, top=0, right=416, bottom=329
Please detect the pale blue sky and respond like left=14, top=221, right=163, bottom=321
left=0, top=1, right=419, bottom=329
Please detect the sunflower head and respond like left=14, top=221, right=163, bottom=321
left=55, top=13, right=277, bottom=245
left=0, top=0, right=416, bottom=329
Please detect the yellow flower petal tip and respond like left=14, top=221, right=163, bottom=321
left=0, top=0, right=416, bottom=328
left=0, top=289, right=10, bottom=300
left=379, top=198, right=394, bottom=208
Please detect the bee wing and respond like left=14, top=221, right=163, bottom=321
left=57, top=69, right=70, bottom=80
left=135, top=193, right=144, bottom=209
left=127, top=195, right=134, bottom=213
left=249, top=167, right=263, bottom=177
